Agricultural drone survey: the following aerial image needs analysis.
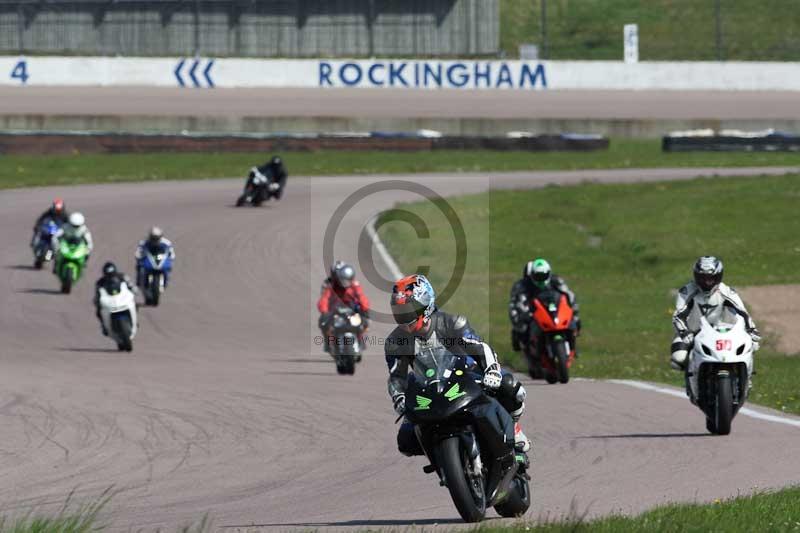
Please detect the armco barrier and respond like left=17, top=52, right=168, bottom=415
left=2, top=57, right=800, bottom=90
left=663, top=129, right=800, bottom=152
left=0, top=131, right=608, bottom=155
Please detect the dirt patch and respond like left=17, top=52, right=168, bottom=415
left=739, top=285, right=800, bottom=355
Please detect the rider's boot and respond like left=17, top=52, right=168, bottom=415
left=511, top=405, right=531, bottom=453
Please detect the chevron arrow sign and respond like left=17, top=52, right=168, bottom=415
left=174, top=58, right=215, bottom=88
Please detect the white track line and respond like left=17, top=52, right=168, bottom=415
left=609, top=379, right=800, bottom=429
left=366, top=214, right=403, bottom=280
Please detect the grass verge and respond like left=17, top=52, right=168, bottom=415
left=378, top=173, right=800, bottom=415
left=500, top=0, right=800, bottom=61
left=2, top=139, right=800, bottom=190
left=0, top=489, right=111, bottom=533
left=478, top=486, right=800, bottom=532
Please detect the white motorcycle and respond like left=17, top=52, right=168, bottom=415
left=99, top=281, right=138, bottom=352
left=686, top=311, right=755, bottom=435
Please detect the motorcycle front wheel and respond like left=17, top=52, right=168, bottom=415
left=437, top=436, right=486, bottom=523
left=713, top=371, right=733, bottom=435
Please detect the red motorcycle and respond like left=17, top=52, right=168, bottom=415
left=525, top=288, right=576, bottom=384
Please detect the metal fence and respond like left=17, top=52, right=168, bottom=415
left=0, top=0, right=499, bottom=57
left=503, top=0, right=800, bottom=61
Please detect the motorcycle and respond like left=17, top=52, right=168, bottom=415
left=54, top=237, right=89, bottom=294
left=235, top=169, right=281, bottom=207
left=32, top=219, right=60, bottom=269
left=686, top=310, right=755, bottom=435
left=404, top=347, right=531, bottom=523
left=98, top=279, right=138, bottom=352
left=525, top=289, right=576, bottom=384
left=328, top=305, right=364, bottom=375
left=140, top=247, right=172, bottom=306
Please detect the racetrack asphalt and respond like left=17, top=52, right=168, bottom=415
left=1, top=87, right=799, bottom=119
left=1, top=166, right=800, bottom=531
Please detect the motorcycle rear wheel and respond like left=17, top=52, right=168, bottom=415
left=438, top=436, right=486, bottom=523
left=494, top=472, right=531, bottom=517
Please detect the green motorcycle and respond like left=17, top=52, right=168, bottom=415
left=54, top=238, right=89, bottom=294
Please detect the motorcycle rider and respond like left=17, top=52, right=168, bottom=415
left=387, top=274, right=531, bottom=456
left=94, top=261, right=137, bottom=336
left=509, top=258, right=581, bottom=355
left=52, top=212, right=94, bottom=271
left=31, top=198, right=69, bottom=247
left=317, top=261, right=370, bottom=353
left=239, top=155, right=288, bottom=203
left=670, top=256, right=761, bottom=370
left=134, top=226, right=176, bottom=288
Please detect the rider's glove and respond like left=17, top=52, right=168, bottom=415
left=680, top=331, right=695, bottom=345
left=482, top=363, right=503, bottom=390
left=393, top=394, right=406, bottom=416
left=750, top=330, right=761, bottom=351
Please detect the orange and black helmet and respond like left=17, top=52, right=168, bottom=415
left=390, top=274, right=435, bottom=332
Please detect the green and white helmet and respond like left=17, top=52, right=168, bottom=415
left=525, top=258, right=552, bottom=288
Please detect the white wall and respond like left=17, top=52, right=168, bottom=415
left=2, top=56, right=799, bottom=90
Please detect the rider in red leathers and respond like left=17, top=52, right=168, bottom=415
left=317, top=261, right=370, bottom=353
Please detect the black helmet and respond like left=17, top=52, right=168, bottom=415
left=693, top=256, right=723, bottom=293
left=330, top=261, right=356, bottom=289
left=270, top=155, right=282, bottom=167
left=102, top=261, right=117, bottom=277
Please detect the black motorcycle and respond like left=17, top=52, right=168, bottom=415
left=404, top=347, right=531, bottom=522
left=236, top=169, right=281, bottom=207
left=329, top=305, right=364, bottom=375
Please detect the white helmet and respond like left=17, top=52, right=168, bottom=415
left=68, top=212, right=85, bottom=227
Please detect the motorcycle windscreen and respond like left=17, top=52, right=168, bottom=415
left=706, top=304, right=741, bottom=333
left=412, top=346, right=461, bottom=383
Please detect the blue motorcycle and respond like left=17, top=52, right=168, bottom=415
left=32, top=219, right=60, bottom=269
left=140, top=248, right=172, bottom=306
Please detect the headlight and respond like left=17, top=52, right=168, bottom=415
left=349, top=314, right=363, bottom=327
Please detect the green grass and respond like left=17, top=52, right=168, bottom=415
left=0, top=490, right=111, bottom=533
left=2, top=140, right=800, bottom=190
left=477, top=486, right=800, bottom=532
left=378, top=173, right=800, bottom=415
left=500, top=0, right=800, bottom=60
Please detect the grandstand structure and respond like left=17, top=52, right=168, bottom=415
left=0, top=0, right=498, bottom=57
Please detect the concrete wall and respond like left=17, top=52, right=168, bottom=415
left=0, top=0, right=498, bottom=57
left=3, top=56, right=800, bottom=90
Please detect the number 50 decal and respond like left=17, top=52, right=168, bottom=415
left=10, top=60, right=29, bottom=84
left=715, top=339, right=732, bottom=351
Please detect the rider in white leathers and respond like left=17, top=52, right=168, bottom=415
left=670, top=256, right=761, bottom=370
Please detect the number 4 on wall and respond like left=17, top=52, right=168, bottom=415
left=11, top=60, right=29, bottom=84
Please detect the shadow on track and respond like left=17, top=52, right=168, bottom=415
left=5, top=264, right=37, bottom=271
left=17, top=287, right=61, bottom=295
left=57, top=347, right=121, bottom=354
left=577, top=433, right=710, bottom=439
left=277, top=358, right=330, bottom=364
left=270, top=371, right=336, bottom=377
left=222, top=518, right=466, bottom=528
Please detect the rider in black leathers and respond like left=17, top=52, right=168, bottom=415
left=509, top=258, right=581, bottom=356
left=31, top=198, right=69, bottom=246
left=241, top=155, right=288, bottom=202
left=386, top=274, right=530, bottom=456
